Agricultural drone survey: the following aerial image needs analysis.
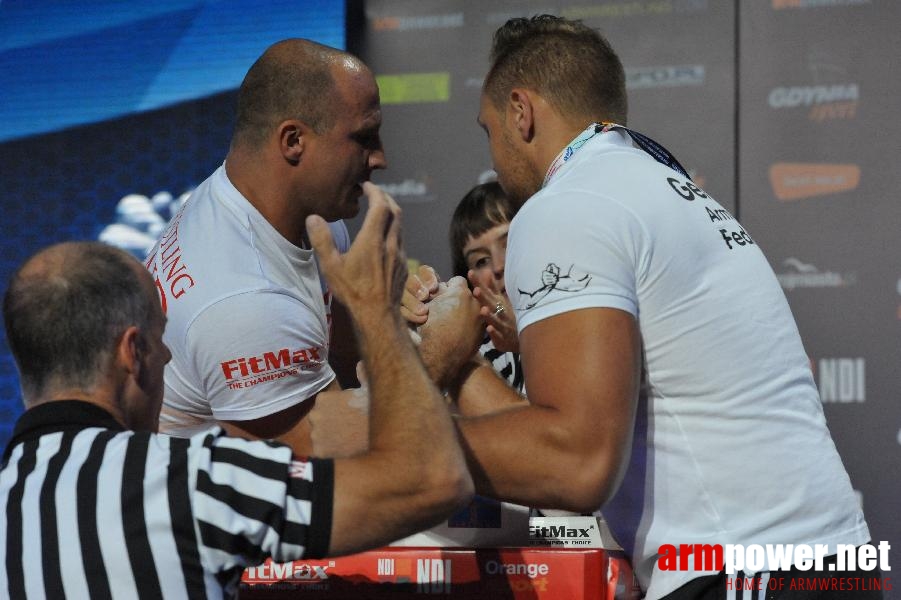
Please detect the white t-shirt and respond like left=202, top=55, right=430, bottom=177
left=145, top=165, right=348, bottom=437
left=506, top=130, right=870, bottom=598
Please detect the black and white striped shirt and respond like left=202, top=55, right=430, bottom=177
left=0, top=400, right=333, bottom=599
left=480, top=336, right=524, bottom=395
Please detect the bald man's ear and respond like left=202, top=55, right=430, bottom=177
left=278, top=120, right=308, bottom=165
left=509, top=88, right=535, bottom=143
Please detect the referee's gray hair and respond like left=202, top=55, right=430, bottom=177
left=3, top=242, right=156, bottom=402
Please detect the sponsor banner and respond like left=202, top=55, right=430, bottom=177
left=376, top=73, right=450, bottom=104
left=562, top=0, right=709, bottom=20
left=368, top=12, right=464, bottom=32
left=244, top=560, right=333, bottom=586
left=767, top=84, right=858, bottom=121
left=529, top=516, right=622, bottom=550
left=776, top=258, right=856, bottom=290
left=483, top=8, right=557, bottom=25
left=240, top=547, right=638, bottom=599
left=378, top=177, right=436, bottom=203
left=772, top=0, right=871, bottom=9
left=812, top=357, right=866, bottom=403
left=626, top=65, right=705, bottom=89
left=392, top=508, right=621, bottom=551
left=768, top=163, right=860, bottom=201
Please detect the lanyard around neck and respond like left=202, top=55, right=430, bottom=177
left=542, top=122, right=692, bottom=188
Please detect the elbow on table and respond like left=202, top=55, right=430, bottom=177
left=546, top=451, right=623, bottom=514
left=394, top=451, right=474, bottom=531
left=419, top=457, right=475, bottom=519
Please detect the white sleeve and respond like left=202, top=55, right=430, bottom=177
left=506, top=190, right=644, bottom=334
left=184, top=291, right=336, bottom=422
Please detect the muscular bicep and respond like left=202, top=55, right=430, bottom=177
left=220, top=378, right=341, bottom=455
left=326, top=442, right=465, bottom=557
left=308, top=384, right=370, bottom=458
left=326, top=457, right=422, bottom=556
left=520, top=307, right=641, bottom=503
left=455, top=306, right=640, bottom=511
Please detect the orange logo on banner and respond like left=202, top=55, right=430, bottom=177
left=772, top=0, right=871, bottom=8
left=372, top=17, right=400, bottom=30
left=768, top=163, right=860, bottom=201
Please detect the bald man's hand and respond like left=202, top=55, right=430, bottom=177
left=400, top=264, right=441, bottom=326
left=307, top=182, right=406, bottom=323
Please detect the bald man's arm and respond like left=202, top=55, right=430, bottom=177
left=219, top=378, right=370, bottom=458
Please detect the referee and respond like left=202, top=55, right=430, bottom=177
left=0, top=187, right=473, bottom=598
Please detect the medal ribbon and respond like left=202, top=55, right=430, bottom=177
left=543, top=122, right=692, bottom=188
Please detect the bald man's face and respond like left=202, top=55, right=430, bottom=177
left=301, top=62, right=387, bottom=220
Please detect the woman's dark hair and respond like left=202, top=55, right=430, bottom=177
left=449, top=182, right=515, bottom=278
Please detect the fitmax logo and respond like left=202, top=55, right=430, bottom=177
left=529, top=525, right=592, bottom=539
left=221, top=347, right=322, bottom=380
left=244, top=562, right=329, bottom=583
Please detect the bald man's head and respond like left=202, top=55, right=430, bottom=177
left=231, top=38, right=369, bottom=150
left=3, top=242, right=158, bottom=403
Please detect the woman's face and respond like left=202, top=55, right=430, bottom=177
left=462, top=222, right=509, bottom=294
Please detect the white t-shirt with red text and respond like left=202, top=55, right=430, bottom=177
left=146, top=165, right=347, bottom=436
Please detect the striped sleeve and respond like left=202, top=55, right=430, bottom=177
left=285, top=456, right=332, bottom=559
left=189, top=431, right=334, bottom=570
left=479, top=337, right=525, bottom=395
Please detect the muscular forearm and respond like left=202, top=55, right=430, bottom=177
left=417, top=334, right=460, bottom=390
left=357, top=310, right=447, bottom=453
left=456, top=404, right=625, bottom=514
left=308, top=189, right=473, bottom=557
left=414, top=277, right=484, bottom=389
left=328, top=298, right=361, bottom=388
left=347, top=308, right=473, bottom=529
left=449, top=358, right=528, bottom=417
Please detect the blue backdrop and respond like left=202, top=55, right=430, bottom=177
left=0, top=0, right=346, bottom=447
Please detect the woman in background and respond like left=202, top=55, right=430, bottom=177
left=448, top=181, right=524, bottom=395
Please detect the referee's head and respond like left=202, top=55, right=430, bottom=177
left=3, top=241, right=170, bottom=431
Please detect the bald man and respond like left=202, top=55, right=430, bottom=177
left=144, top=39, right=483, bottom=455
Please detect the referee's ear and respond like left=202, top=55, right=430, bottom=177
left=117, top=325, right=143, bottom=380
